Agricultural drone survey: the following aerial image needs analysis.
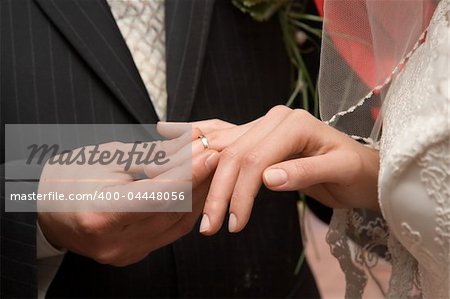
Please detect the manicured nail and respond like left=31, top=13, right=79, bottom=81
left=228, top=213, right=237, bottom=233
left=205, top=152, right=219, bottom=171
left=264, top=169, right=288, bottom=187
left=199, top=214, right=210, bottom=233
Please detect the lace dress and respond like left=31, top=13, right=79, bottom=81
left=327, top=1, right=450, bottom=298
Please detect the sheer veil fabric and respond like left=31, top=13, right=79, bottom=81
left=319, top=0, right=435, bottom=139
left=319, top=0, right=449, bottom=298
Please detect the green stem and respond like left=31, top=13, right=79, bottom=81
left=285, top=68, right=303, bottom=107
left=289, top=12, right=323, bottom=23
left=280, top=9, right=300, bottom=68
left=295, top=48, right=315, bottom=96
left=294, top=247, right=306, bottom=275
left=302, top=76, right=309, bottom=112
left=255, top=0, right=289, bottom=21
left=290, top=19, right=322, bottom=38
left=279, top=4, right=321, bottom=117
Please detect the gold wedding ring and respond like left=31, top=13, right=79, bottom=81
left=198, top=135, right=209, bottom=150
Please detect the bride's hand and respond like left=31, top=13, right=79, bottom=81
left=197, top=105, right=380, bottom=235
left=154, top=118, right=260, bottom=175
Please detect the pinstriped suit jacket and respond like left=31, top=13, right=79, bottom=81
left=1, top=0, right=323, bottom=297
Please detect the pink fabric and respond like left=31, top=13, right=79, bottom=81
left=314, top=0, right=435, bottom=89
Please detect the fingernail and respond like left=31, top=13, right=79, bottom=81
left=205, top=152, right=219, bottom=171
left=228, top=213, right=237, bottom=233
left=199, top=214, right=210, bottom=233
left=264, top=169, right=288, bottom=187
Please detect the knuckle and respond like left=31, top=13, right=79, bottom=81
left=242, top=152, right=261, bottom=168
left=268, top=105, right=290, bottom=116
left=292, top=109, right=310, bottom=120
left=76, top=213, right=109, bottom=237
left=91, top=246, right=120, bottom=265
left=211, top=118, right=233, bottom=130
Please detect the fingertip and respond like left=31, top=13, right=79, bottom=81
left=199, top=213, right=222, bottom=236
left=200, top=194, right=227, bottom=236
left=227, top=212, right=249, bottom=233
left=263, top=168, right=288, bottom=188
left=199, top=213, right=210, bottom=233
left=204, top=151, right=219, bottom=172
left=228, top=212, right=237, bottom=233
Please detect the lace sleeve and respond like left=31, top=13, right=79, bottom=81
left=326, top=208, right=392, bottom=298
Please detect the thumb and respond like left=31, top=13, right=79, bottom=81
left=262, top=151, right=360, bottom=191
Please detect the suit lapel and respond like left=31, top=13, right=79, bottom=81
left=34, top=0, right=159, bottom=124
left=165, top=0, right=215, bottom=121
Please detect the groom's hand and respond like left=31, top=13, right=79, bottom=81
left=38, top=134, right=219, bottom=266
left=195, top=106, right=380, bottom=235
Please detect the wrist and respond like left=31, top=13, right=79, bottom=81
left=37, top=215, right=66, bottom=259
left=360, top=147, right=381, bottom=211
left=38, top=213, right=65, bottom=251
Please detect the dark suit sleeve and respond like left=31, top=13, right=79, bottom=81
left=1, top=1, right=37, bottom=297
left=1, top=199, right=37, bottom=298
